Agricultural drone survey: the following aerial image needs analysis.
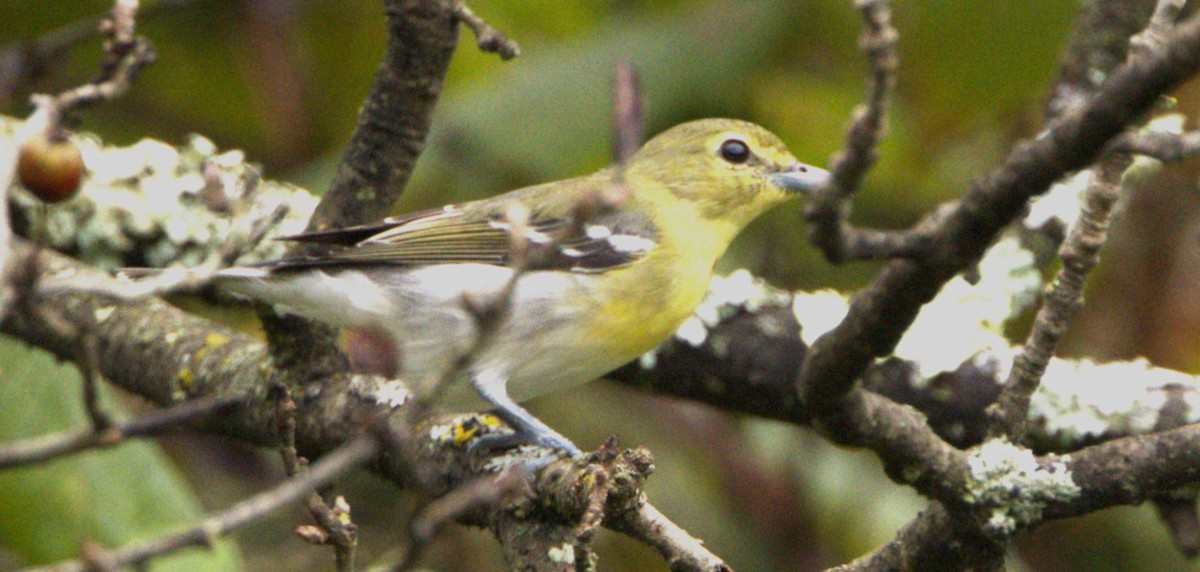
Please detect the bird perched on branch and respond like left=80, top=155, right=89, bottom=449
left=206, top=118, right=829, bottom=457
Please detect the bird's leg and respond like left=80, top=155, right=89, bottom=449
left=467, top=369, right=583, bottom=458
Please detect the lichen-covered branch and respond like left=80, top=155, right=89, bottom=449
left=11, top=116, right=1200, bottom=568
left=812, top=1, right=1187, bottom=568
left=3, top=235, right=726, bottom=570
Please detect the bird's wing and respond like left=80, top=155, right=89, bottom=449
left=272, top=202, right=657, bottom=273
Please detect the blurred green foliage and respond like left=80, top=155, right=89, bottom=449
left=0, top=337, right=241, bottom=570
left=2, top=1, right=1199, bottom=571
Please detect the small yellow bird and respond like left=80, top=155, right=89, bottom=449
left=216, top=118, right=829, bottom=456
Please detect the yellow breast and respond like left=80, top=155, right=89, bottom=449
left=586, top=220, right=734, bottom=362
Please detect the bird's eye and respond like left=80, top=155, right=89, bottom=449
left=719, top=139, right=751, bottom=164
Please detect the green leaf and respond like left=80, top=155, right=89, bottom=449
left=0, top=338, right=242, bottom=571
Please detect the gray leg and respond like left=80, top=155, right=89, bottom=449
left=470, top=370, right=582, bottom=457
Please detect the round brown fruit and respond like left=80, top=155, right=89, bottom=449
left=18, top=134, right=84, bottom=203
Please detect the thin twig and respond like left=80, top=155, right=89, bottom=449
left=803, top=0, right=902, bottom=263
left=796, top=0, right=1200, bottom=425
left=0, top=0, right=199, bottom=104
left=612, top=61, right=643, bottom=164
left=840, top=3, right=1188, bottom=568
left=452, top=2, right=520, bottom=60
left=0, top=393, right=244, bottom=470
left=77, top=332, right=113, bottom=430
left=1154, top=491, right=1200, bottom=558
left=45, top=3, right=156, bottom=117
left=13, top=252, right=120, bottom=434
left=0, top=0, right=157, bottom=321
left=412, top=202, right=534, bottom=407
left=1111, top=129, right=1200, bottom=161
left=987, top=156, right=1131, bottom=438
left=988, top=0, right=1180, bottom=440
left=23, top=435, right=378, bottom=572
left=1130, top=0, right=1188, bottom=60
left=274, top=387, right=358, bottom=572
left=608, top=503, right=731, bottom=572
left=390, top=470, right=526, bottom=571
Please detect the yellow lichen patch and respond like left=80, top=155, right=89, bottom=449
left=451, top=414, right=503, bottom=447
left=205, top=332, right=230, bottom=349
left=177, top=367, right=194, bottom=391
left=479, top=413, right=501, bottom=428
left=195, top=331, right=230, bottom=361
left=453, top=421, right=481, bottom=446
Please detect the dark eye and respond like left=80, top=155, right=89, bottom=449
left=719, top=139, right=751, bottom=164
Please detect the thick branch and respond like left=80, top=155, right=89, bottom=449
left=830, top=504, right=1003, bottom=572
left=262, top=0, right=463, bottom=443
left=306, top=0, right=459, bottom=231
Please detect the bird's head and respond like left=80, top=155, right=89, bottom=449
left=625, top=118, right=830, bottom=240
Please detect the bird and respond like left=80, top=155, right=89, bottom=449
left=201, top=118, right=829, bottom=457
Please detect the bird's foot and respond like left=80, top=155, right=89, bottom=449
left=466, top=429, right=582, bottom=457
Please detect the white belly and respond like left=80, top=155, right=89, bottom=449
left=222, top=263, right=621, bottom=409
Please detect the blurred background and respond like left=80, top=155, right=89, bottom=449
left=1, top=0, right=1199, bottom=570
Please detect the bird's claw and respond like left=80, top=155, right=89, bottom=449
left=466, top=430, right=583, bottom=474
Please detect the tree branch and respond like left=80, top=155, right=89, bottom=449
left=0, top=392, right=244, bottom=469
left=798, top=5, right=1200, bottom=423
left=803, top=0, right=906, bottom=263
left=305, top=0, right=460, bottom=232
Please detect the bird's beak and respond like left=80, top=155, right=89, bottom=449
left=769, top=162, right=831, bottom=193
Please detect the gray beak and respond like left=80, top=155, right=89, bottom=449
left=769, top=162, right=831, bottom=193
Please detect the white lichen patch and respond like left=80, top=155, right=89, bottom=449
left=791, top=289, right=850, bottom=346
left=547, top=543, right=575, bottom=564
left=1025, top=169, right=1091, bottom=230
left=349, top=375, right=413, bottom=409
left=1026, top=113, right=1180, bottom=231
left=427, top=422, right=454, bottom=445
left=481, top=445, right=544, bottom=473
left=1029, top=357, right=1200, bottom=447
left=674, top=316, right=709, bottom=347
left=2, top=115, right=319, bottom=271
left=1123, top=113, right=1182, bottom=183
left=893, top=236, right=1040, bottom=381
left=964, top=438, right=1080, bottom=538
left=638, top=350, right=658, bottom=370
left=93, top=306, right=116, bottom=323
left=670, top=269, right=792, bottom=348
